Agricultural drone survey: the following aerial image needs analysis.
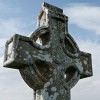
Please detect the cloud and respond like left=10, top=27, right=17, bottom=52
left=0, top=18, right=37, bottom=39
left=0, top=19, right=25, bottom=56
left=64, top=5, right=100, bottom=99
left=0, top=19, right=27, bottom=38
left=77, top=40, right=100, bottom=69
left=0, top=2, right=36, bottom=99
left=0, top=37, right=33, bottom=100
left=0, top=20, right=34, bottom=99
left=71, top=39, right=100, bottom=100
left=64, top=3, right=100, bottom=34
left=0, top=39, right=6, bottom=56
left=0, top=56, right=33, bottom=100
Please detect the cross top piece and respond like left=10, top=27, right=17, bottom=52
left=3, top=2, right=93, bottom=100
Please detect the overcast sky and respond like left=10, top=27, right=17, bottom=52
left=0, top=0, right=100, bottom=100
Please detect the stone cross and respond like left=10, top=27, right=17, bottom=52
left=3, top=2, right=93, bottom=100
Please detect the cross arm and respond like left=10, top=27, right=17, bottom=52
left=80, top=51, right=93, bottom=79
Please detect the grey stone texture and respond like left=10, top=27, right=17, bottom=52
left=3, top=2, right=93, bottom=100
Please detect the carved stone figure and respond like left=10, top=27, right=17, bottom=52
left=3, top=2, right=93, bottom=100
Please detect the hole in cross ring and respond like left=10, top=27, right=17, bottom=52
left=64, top=66, right=77, bottom=82
left=33, top=28, right=50, bottom=46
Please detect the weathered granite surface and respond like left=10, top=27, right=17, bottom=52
left=3, top=2, right=93, bottom=100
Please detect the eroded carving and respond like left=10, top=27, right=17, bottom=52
left=3, top=2, right=93, bottom=100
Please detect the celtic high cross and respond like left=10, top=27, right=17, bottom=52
left=3, top=2, right=93, bottom=100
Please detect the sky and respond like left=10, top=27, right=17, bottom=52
left=0, top=0, right=100, bottom=100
